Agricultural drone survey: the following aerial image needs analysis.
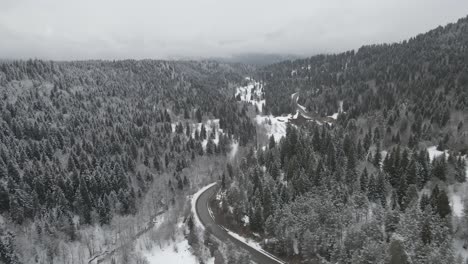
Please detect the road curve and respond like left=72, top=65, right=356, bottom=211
left=195, top=183, right=286, bottom=264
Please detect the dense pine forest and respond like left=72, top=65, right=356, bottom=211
left=260, top=16, right=468, bottom=152
left=1, top=13, right=468, bottom=264
left=0, top=60, right=256, bottom=263
left=215, top=15, right=468, bottom=264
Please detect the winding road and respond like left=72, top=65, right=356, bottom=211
left=195, top=183, right=286, bottom=264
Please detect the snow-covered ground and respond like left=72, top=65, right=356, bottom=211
left=427, top=146, right=449, bottom=161
left=450, top=191, right=464, bottom=217
left=229, top=141, right=239, bottom=160
left=142, top=238, right=199, bottom=264
left=255, top=114, right=293, bottom=142
left=293, top=93, right=309, bottom=115
left=450, top=156, right=468, bottom=217
left=294, top=94, right=306, bottom=112
left=241, top=215, right=250, bottom=226
left=137, top=217, right=214, bottom=264
left=453, top=156, right=468, bottom=261
left=235, top=80, right=265, bottom=113
left=327, top=100, right=343, bottom=120
left=235, top=79, right=304, bottom=143
left=426, top=146, right=466, bottom=217
left=173, top=119, right=228, bottom=151
left=328, top=113, right=339, bottom=120
left=136, top=204, right=214, bottom=264
left=225, top=229, right=262, bottom=251
left=224, top=228, right=286, bottom=264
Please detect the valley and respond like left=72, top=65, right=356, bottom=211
left=0, top=13, right=468, bottom=264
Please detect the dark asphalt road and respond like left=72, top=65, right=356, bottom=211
left=195, top=183, right=285, bottom=264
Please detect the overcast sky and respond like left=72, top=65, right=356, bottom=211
left=1, top=0, right=467, bottom=60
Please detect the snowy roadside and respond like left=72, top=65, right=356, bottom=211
left=190, top=182, right=217, bottom=229
left=223, top=228, right=286, bottom=264
left=135, top=184, right=221, bottom=264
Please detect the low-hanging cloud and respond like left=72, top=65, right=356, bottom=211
left=1, top=0, right=467, bottom=60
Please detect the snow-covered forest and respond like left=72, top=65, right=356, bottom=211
left=214, top=15, right=468, bottom=264
left=1, top=11, right=468, bottom=264
left=0, top=60, right=256, bottom=263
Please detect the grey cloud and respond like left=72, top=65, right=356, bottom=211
left=0, top=0, right=467, bottom=60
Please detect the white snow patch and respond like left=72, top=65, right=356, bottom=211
left=427, top=146, right=449, bottom=161
left=224, top=228, right=286, bottom=264
left=226, top=229, right=262, bottom=251
left=293, top=94, right=307, bottom=112
left=292, top=111, right=299, bottom=119
left=297, top=102, right=307, bottom=112
left=451, top=193, right=463, bottom=217
left=454, top=239, right=468, bottom=262
left=448, top=157, right=468, bottom=218
left=189, top=119, right=224, bottom=151
left=136, top=214, right=214, bottom=264
left=235, top=80, right=265, bottom=112
left=255, top=114, right=292, bottom=142
left=143, top=239, right=198, bottom=264
left=241, top=215, right=250, bottom=226
left=191, top=183, right=217, bottom=230
left=229, top=141, right=239, bottom=160
left=327, top=101, right=343, bottom=120
left=328, top=113, right=339, bottom=120
left=292, top=238, right=299, bottom=255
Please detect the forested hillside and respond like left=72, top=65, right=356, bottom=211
left=1, top=13, right=468, bottom=264
left=260, top=15, right=468, bottom=152
left=0, top=60, right=256, bottom=263
left=216, top=15, right=468, bottom=264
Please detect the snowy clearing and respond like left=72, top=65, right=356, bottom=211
left=142, top=239, right=198, bottom=264
left=448, top=156, right=468, bottom=218
left=229, top=141, right=239, bottom=160
left=427, top=146, right=449, bottom=161
left=173, top=119, right=227, bottom=151
left=450, top=192, right=464, bottom=217
left=136, top=216, right=214, bottom=264
left=255, top=114, right=293, bottom=142
left=235, top=80, right=265, bottom=112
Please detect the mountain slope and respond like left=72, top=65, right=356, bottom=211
left=261, top=15, right=468, bottom=151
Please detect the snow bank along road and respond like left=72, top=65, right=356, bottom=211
left=195, top=183, right=286, bottom=264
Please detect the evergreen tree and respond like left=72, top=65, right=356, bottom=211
left=0, top=231, right=20, bottom=264
left=420, top=193, right=430, bottom=211
left=360, top=168, right=369, bottom=193
left=98, top=197, right=111, bottom=225
left=374, top=144, right=382, bottom=168
left=387, top=239, right=410, bottom=264
left=269, top=135, right=276, bottom=149
left=421, top=218, right=432, bottom=245
left=0, top=159, right=7, bottom=179
left=436, top=189, right=451, bottom=219
left=302, top=230, right=316, bottom=262
left=0, top=183, right=9, bottom=213
left=397, top=174, right=408, bottom=210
